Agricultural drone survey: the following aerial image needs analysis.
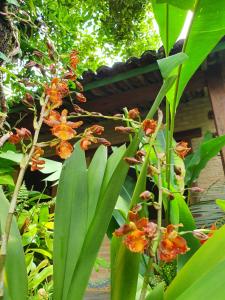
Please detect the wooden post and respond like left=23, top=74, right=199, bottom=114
left=207, top=64, right=225, bottom=175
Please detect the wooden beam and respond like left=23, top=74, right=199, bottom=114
left=207, top=64, right=225, bottom=174
left=83, top=70, right=206, bottom=114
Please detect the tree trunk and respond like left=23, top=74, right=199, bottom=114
left=0, top=1, right=18, bottom=129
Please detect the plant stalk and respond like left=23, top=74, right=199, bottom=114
left=0, top=97, right=48, bottom=297
left=139, top=115, right=163, bottom=300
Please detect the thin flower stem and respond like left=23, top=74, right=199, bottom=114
left=139, top=113, right=163, bottom=300
left=69, top=112, right=140, bottom=125
left=0, top=96, right=49, bottom=298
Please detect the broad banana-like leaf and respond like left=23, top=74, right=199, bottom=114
left=152, top=1, right=188, bottom=55
left=165, top=224, right=225, bottom=299
left=0, top=187, right=28, bottom=300
left=155, top=0, right=195, bottom=10
left=167, top=0, right=225, bottom=115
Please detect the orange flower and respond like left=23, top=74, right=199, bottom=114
left=124, top=230, right=148, bottom=253
left=158, top=224, right=189, bottom=262
left=114, top=207, right=157, bottom=253
left=80, top=138, right=92, bottom=150
left=56, top=141, right=73, bottom=159
left=49, top=109, right=83, bottom=140
left=52, top=123, right=76, bottom=140
left=9, top=134, right=21, bottom=144
left=44, top=110, right=61, bottom=127
left=31, top=147, right=45, bottom=171
left=142, top=119, right=157, bottom=136
left=45, top=78, right=69, bottom=108
left=128, top=108, right=140, bottom=120
left=175, top=141, right=191, bottom=159
left=70, top=50, right=79, bottom=69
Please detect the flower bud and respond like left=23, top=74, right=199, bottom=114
left=192, top=229, right=209, bottom=241
left=124, top=157, right=141, bottom=166
left=190, top=186, right=204, bottom=193
left=140, top=190, right=152, bottom=201
left=76, top=92, right=86, bottom=103
left=128, top=108, right=140, bottom=120
left=96, top=138, right=111, bottom=147
left=115, top=126, right=134, bottom=134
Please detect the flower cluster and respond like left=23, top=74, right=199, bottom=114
left=114, top=207, right=189, bottom=262
left=44, top=109, right=83, bottom=159
left=114, top=205, right=157, bottom=253
left=80, top=125, right=110, bottom=150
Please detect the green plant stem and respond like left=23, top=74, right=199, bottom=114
left=0, top=97, right=48, bottom=298
left=139, top=119, right=164, bottom=300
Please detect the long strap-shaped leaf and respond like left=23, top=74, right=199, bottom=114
left=53, top=144, right=88, bottom=300
left=0, top=187, right=28, bottom=300
left=64, top=136, right=140, bottom=299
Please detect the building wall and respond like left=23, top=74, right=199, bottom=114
left=175, top=95, right=225, bottom=201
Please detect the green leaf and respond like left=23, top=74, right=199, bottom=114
left=155, top=0, right=195, bottom=10
left=0, top=174, right=14, bottom=186
left=152, top=1, right=188, bottom=55
left=168, top=0, right=225, bottom=114
left=176, top=260, right=225, bottom=299
left=165, top=224, right=225, bottom=299
left=111, top=237, right=140, bottom=300
left=111, top=152, right=150, bottom=300
left=185, top=134, right=225, bottom=186
left=53, top=142, right=88, bottom=300
left=176, top=194, right=200, bottom=268
left=216, top=199, right=225, bottom=212
left=146, top=282, right=165, bottom=300
left=64, top=136, right=140, bottom=300
left=29, top=265, right=53, bottom=290
left=158, top=53, right=188, bottom=79
left=6, top=0, right=20, bottom=6
left=0, top=151, right=62, bottom=181
left=0, top=52, right=11, bottom=63
left=87, top=145, right=107, bottom=226
left=146, top=75, right=177, bottom=119
left=0, top=187, right=28, bottom=300
left=26, top=248, right=52, bottom=259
